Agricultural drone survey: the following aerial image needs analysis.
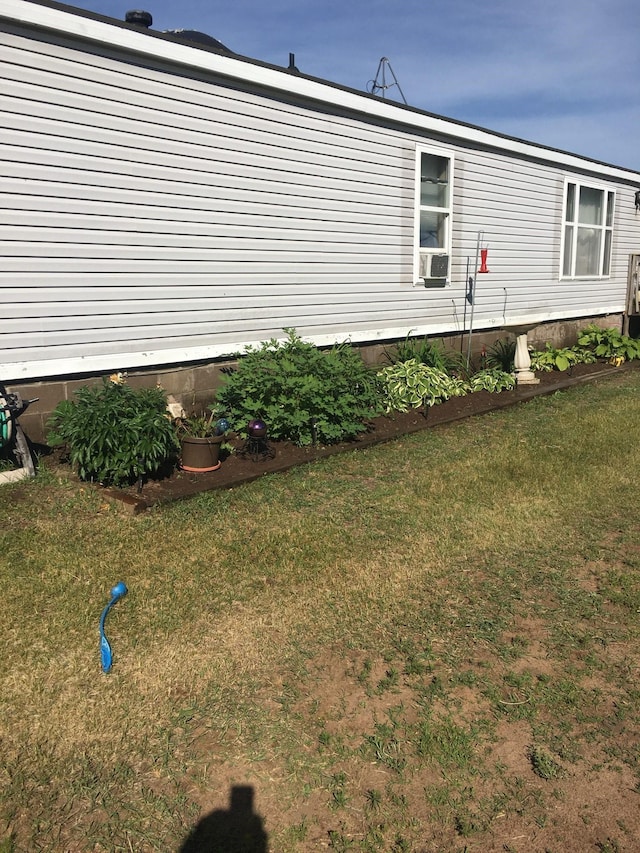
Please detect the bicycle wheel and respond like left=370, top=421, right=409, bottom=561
left=13, top=423, right=36, bottom=478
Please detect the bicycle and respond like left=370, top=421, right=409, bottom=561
left=0, top=383, right=38, bottom=482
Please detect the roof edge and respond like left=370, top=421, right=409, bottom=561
left=4, top=0, right=640, bottom=182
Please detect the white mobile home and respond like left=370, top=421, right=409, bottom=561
left=2, top=0, right=640, bottom=426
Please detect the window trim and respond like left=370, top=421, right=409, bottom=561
left=559, top=178, right=615, bottom=280
left=414, top=145, right=454, bottom=285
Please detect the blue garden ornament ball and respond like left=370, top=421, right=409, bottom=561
left=99, top=581, right=128, bottom=673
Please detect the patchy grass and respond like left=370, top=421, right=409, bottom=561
left=1, top=371, right=639, bottom=851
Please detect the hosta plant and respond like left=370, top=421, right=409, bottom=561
left=468, top=369, right=516, bottom=393
left=529, top=344, right=596, bottom=372
left=377, top=359, right=469, bottom=413
left=47, top=378, right=178, bottom=486
left=577, top=324, right=640, bottom=362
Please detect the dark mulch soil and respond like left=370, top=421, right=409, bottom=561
left=107, top=362, right=631, bottom=511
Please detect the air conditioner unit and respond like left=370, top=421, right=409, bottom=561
left=419, top=253, right=449, bottom=281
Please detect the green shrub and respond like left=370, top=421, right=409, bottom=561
left=577, top=324, right=640, bottom=361
left=377, top=359, right=469, bottom=413
left=215, top=329, right=381, bottom=446
left=468, top=369, right=516, bottom=393
left=47, top=379, right=178, bottom=486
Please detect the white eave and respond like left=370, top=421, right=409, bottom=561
left=4, top=0, right=640, bottom=185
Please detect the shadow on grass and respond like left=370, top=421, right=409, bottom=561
left=179, top=785, right=268, bottom=853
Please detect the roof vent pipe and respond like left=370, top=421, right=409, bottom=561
left=125, top=10, right=153, bottom=28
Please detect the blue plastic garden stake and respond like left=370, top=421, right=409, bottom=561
left=99, top=581, right=128, bottom=673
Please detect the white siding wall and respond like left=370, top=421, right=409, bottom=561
left=1, top=18, right=639, bottom=380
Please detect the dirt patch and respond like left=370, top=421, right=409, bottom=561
left=180, top=637, right=640, bottom=852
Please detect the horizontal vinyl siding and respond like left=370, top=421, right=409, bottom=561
left=451, top=152, right=565, bottom=326
left=447, top=150, right=637, bottom=329
left=1, top=20, right=639, bottom=379
left=0, top=24, right=421, bottom=375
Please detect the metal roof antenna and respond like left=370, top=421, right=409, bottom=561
left=366, top=57, right=407, bottom=105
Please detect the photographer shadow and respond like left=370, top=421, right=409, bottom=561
left=179, top=785, right=268, bottom=853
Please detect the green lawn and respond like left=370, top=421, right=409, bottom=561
left=1, top=371, right=639, bottom=852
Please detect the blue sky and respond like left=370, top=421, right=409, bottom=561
left=68, top=0, right=640, bottom=171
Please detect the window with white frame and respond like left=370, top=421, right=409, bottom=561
left=415, top=147, right=453, bottom=280
left=561, top=181, right=614, bottom=278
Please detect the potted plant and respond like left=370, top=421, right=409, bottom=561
left=175, top=411, right=229, bottom=473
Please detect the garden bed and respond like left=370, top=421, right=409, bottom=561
left=106, top=361, right=633, bottom=511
